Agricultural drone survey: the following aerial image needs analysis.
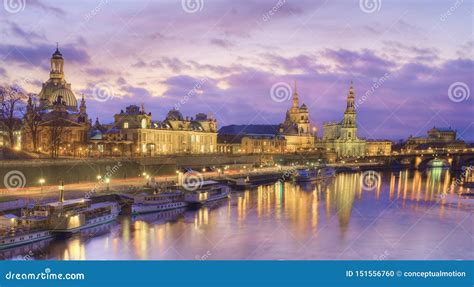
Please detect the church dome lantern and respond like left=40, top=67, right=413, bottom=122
left=38, top=45, right=78, bottom=112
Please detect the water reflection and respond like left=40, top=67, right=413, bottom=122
left=2, top=168, right=471, bottom=260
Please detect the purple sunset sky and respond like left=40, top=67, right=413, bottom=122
left=0, top=0, right=472, bottom=141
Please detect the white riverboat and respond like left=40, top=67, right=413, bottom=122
left=129, top=191, right=186, bottom=214
left=184, top=180, right=231, bottom=206
left=26, top=198, right=120, bottom=233
left=0, top=228, right=53, bottom=250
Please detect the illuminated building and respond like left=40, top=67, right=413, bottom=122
left=89, top=106, right=217, bottom=156
left=317, top=82, right=366, bottom=158
left=21, top=47, right=90, bottom=156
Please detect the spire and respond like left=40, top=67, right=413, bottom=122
left=346, top=81, right=355, bottom=112
left=292, top=80, right=299, bottom=109
left=79, top=94, right=86, bottom=112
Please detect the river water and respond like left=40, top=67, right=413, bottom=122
left=2, top=168, right=472, bottom=260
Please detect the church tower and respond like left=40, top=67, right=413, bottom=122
left=50, top=44, right=65, bottom=80
left=292, top=80, right=299, bottom=110
left=341, top=81, right=357, bottom=140
left=78, top=95, right=88, bottom=123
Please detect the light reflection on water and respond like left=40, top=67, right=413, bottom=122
left=2, top=168, right=472, bottom=260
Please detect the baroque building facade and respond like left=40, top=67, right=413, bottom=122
left=316, top=82, right=366, bottom=158
left=403, top=127, right=466, bottom=151
left=279, top=83, right=315, bottom=151
left=22, top=47, right=90, bottom=156
left=217, top=82, right=316, bottom=154
left=89, top=106, right=217, bottom=157
left=21, top=47, right=217, bottom=157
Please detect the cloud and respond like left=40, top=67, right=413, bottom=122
left=209, top=38, right=234, bottom=48
left=6, top=21, right=45, bottom=43
left=85, top=68, right=115, bottom=77
left=0, top=44, right=90, bottom=69
left=322, top=48, right=396, bottom=77
left=29, top=0, right=65, bottom=15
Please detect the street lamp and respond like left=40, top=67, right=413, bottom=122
left=97, top=175, right=102, bottom=181
left=38, top=178, right=45, bottom=192
left=105, top=178, right=110, bottom=192
left=58, top=180, right=64, bottom=203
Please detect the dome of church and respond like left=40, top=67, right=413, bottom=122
left=300, top=103, right=308, bottom=110
left=38, top=81, right=60, bottom=100
left=166, top=109, right=184, bottom=121
left=51, top=87, right=77, bottom=110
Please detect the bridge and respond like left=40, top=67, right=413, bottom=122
left=362, top=148, right=474, bottom=170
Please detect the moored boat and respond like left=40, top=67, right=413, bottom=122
left=26, top=199, right=120, bottom=233
left=128, top=191, right=186, bottom=214
left=0, top=228, right=53, bottom=250
left=184, top=180, right=230, bottom=206
left=294, top=167, right=336, bottom=182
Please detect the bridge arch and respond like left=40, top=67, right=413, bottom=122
left=416, top=156, right=452, bottom=170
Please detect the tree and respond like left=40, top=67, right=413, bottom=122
left=23, top=95, right=42, bottom=151
left=0, top=86, right=27, bottom=147
left=49, top=114, right=65, bottom=158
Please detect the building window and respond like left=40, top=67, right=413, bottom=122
left=141, top=118, right=147, bottom=129
left=123, top=122, right=129, bottom=129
